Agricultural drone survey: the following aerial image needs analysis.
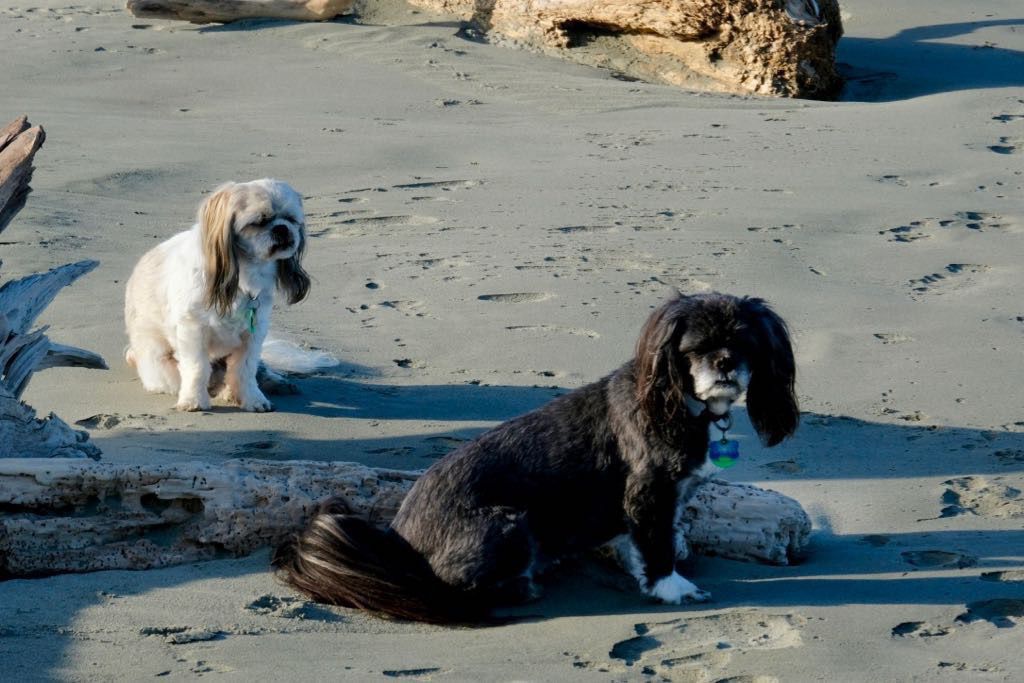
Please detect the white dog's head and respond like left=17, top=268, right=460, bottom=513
left=200, top=178, right=310, bottom=315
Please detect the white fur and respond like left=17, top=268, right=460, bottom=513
left=690, top=360, right=751, bottom=415
left=648, top=571, right=710, bottom=604
left=261, top=338, right=338, bottom=375
left=124, top=179, right=308, bottom=412
left=606, top=533, right=649, bottom=589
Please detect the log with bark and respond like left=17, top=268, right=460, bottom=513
left=124, top=0, right=842, bottom=98
left=125, top=0, right=354, bottom=23
left=0, top=456, right=810, bottom=577
left=1, top=116, right=107, bottom=459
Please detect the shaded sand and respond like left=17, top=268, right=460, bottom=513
left=2, top=0, right=1023, bottom=680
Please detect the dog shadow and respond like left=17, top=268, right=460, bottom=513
left=838, top=18, right=1024, bottom=102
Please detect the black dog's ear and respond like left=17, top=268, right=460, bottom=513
left=740, top=297, right=799, bottom=446
left=635, top=293, right=691, bottom=427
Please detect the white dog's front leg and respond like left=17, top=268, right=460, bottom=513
left=223, top=332, right=272, bottom=412
left=174, top=320, right=212, bottom=412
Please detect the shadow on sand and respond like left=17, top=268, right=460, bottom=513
left=2, top=371, right=1022, bottom=676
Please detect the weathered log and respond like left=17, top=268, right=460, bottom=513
left=0, top=403, right=101, bottom=462
left=126, top=0, right=354, bottom=24
left=0, top=458, right=418, bottom=575
left=0, top=117, right=105, bottom=459
left=0, top=116, right=45, bottom=234
left=413, top=0, right=843, bottom=98
left=0, top=260, right=102, bottom=399
left=36, top=342, right=109, bottom=372
left=0, top=457, right=809, bottom=577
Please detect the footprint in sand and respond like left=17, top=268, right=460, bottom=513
left=988, top=136, right=1020, bottom=154
left=245, top=595, right=343, bottom=621
left=505, top=324, right=600, bottom=339
left=75, top=413, right=166, bottom=430
left=873, top=333, right=914, bottom=345
left=568, top=611, right=805, bottom=680
left=381, top=667, right=445, bottom=679
left=981, top=570, right=1024, bottom=583
left=891, top=621, right=953, bottom=638
left=940, top=476, right=1024, bottom=519
left=139, top=625, right=224, bottom=644
left=763, top=459, right=802, bottom=474
left=901, top=550, right=977, bottom=569
left=379, top=299, right=432, bottom=317
left=391, top=179, right=480, bottom=191
left=908, top=263, right=990, bottom=298
left=880, top=212, right=1004, bottom=242
left=478, top=292, right=553, bottom=303
left=956, top=599, right=1024, bottom=628
left=554, top=224, right=617, bottom=234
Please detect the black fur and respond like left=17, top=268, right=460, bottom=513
left=275, top=292, right=798, bottom=623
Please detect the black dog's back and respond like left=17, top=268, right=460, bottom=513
left=393, top=374, right=630, bottom=592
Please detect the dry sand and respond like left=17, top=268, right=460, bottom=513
left=2, top=0, right=1023, bottom=680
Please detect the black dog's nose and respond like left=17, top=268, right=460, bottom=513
left=271, top=225, right=292, bottom=245
left=714, top=353, right=737, bottom=372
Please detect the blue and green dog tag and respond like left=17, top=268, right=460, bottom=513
left=709, top=413, right=739, bottom=468
left=709, top=438, right=739, bottom=468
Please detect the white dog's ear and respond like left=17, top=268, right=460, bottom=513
left=201, top=183, right=239, bottom=315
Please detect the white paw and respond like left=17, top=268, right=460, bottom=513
left=175, top=394, right=210, bottom=412
left=239, top=391, right=274, bottom=413
left=646, top=572, right=711, bottom=604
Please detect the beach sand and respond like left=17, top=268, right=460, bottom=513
left=2, top=0, right=1023, bottom=679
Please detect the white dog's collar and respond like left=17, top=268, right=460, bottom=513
left=234, top=293, right=260, bottom=334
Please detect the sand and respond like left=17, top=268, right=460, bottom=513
left=2, top=0, right=1023, bottom=679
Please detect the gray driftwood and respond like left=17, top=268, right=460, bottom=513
left=0, top=456, right=809, bottom=577
left=0, top=116, right=106, bottom=459
left=126, top=0, right=354, bottom=23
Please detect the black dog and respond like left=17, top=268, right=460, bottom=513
left=275, top=292, right=798, bottom=622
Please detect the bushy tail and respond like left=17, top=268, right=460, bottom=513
left=273, top=498, right=482, bottom=624
left=260, top=337, right=338, bottom=375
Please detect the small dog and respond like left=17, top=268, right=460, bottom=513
left=275, top=292, right=798, bottom=622
left=124, top=178, right=310, bottom=412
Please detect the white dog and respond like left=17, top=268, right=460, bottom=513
left=125, top=178, right=315, bottom=412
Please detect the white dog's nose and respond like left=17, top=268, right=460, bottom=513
left=271, top=224, right=292, bottom=246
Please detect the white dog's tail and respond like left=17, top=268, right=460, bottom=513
left=260, top=337, right=338, bottom=375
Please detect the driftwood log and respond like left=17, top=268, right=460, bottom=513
left=0, top=116, right=45, bottom=234
left=126, top=0, right=354, bottom=23
left=0, top=457, right=810, bottom=577
left=125, top=0, right=842, bottom=98
left=0, top=116, right=106, bottom=459
left=419, top=0, right=844, bottom=98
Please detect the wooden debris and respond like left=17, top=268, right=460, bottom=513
left=0, top=457, right=809, bottom=576
left=126, top=0, right=355, bottom=24
left=0, top=117, right=105, bottom=459
left=413, top=0, right=844, bottom=98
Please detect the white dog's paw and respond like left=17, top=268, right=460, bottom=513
left=239, top=392, right=274, bottom=413
left=175, top=394, right=211, bottom=412
left=646, top=572, right=711, bottom=604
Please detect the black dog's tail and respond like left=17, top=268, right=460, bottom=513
left=273, top=498, right=481, bottom=624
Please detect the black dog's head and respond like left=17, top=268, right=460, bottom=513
left=635, top=292, right=798, bottom=446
